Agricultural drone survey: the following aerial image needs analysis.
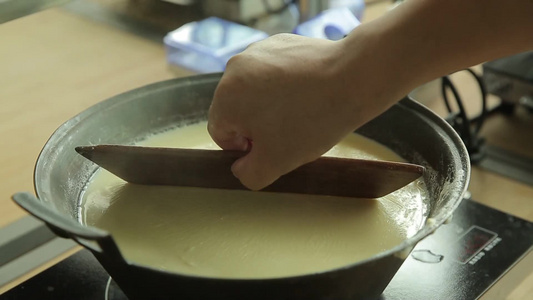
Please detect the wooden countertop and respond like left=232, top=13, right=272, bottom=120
left=1, top=5, right=532, bottom=299
left=0, top=8, right=193, bottom=228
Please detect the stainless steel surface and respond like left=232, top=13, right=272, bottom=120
left=63, top=0, right=170, bottom=43
left=484, top=71, right=533, bottom=105
left=162, top=0, right=196, bottom=5
left=201, top=0, right=294, bottom=23
left=483, top=52, right=533, bottom=105
left=0, top=216, right=55, bottom=268
left=0, top=0, right=70, bottom=24
left=202, top=0, right=241, bottom=21
left=520, top=95, right=533, bottom=109
left=0, top=237, right=76, bottom=287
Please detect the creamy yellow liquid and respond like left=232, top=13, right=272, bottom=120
left=80, top=122, right=428, bottom=279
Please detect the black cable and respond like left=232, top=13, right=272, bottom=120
left=441, top=77, right=454, bottom=113
left=440, top=68, right=488, bottom=162
left=442, top=69, right=487, bottom=134
left=463, top=68, right=487, bottom=136
left=441, top=75, right=473, bottom=148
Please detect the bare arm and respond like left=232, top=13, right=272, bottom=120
left=208, top=0, right=533, bottom=190
left=341, top=0, right=533, bottom=110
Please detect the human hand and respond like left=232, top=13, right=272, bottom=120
left=208, top=0, right=533, bottom=191
left=208, top=33, right=401, bottom=191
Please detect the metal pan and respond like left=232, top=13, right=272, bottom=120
left=13, top=73, right=469, bottom=300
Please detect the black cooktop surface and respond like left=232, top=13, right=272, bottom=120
left=2, top=199, right=532, bottom=300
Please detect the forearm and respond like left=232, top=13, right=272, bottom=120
left=339, top=0, right=533, bottom=109
left=207, top=0, right=533, bottom=189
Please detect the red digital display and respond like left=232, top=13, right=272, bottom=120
left=453, top=226, right=497, bottom=264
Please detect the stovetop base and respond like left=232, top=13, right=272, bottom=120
left=1, top=199, right=532, bottom=300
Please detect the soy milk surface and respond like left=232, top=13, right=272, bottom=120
left=80, top=122, right=428, bottom=279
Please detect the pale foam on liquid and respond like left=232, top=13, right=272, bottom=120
left=80, top=122, right=428, bottom=279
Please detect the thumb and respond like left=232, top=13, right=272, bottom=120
left=207, top=122, right=249, bottom=151
left=231, top=148, right=281, bottom=191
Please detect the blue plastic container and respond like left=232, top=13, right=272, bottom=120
left=293, top=7, right=361, bottom=40
left=164, top=17, right=268, bottom=73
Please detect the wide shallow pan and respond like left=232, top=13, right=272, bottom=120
left=13, top=73, right=469, bottom=300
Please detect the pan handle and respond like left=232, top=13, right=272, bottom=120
left=12, top=192, right=124, bottom=262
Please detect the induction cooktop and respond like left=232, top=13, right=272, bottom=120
left=1, top=198, right=532, bottom=300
